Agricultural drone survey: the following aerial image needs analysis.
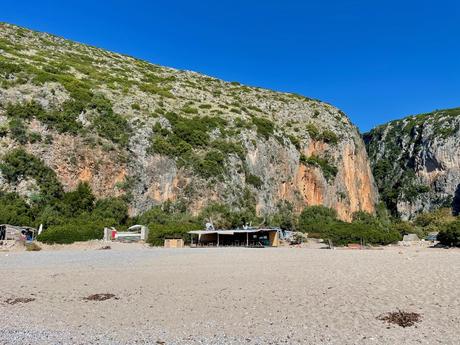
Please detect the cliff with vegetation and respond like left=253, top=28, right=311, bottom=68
left=364, top=107, right=460, bottom=220
left=0, top=23, right=378, bottom=223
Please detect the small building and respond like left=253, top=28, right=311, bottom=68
left=188, top=228, right=280, bottom=247
left=164, top=238, right=185, bottom=248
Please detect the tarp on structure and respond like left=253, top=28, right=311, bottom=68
left=188, top=228, right=278, bottom=236
left=403, top=234, right=420, bottom=242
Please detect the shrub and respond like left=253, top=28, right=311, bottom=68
left=139, top=83, right=174, bottom=98
left=61, top=182, right=95, bottom=216
left=134, top=204, right=202, bottom=246
left=246, top=174, right=263, bottom=188
left=437, top=220, right=460, bottom=247
left=269, top=201, right=296, bottom=231
left=5, top=99, right=84, bottom=135
left=136, top=205, right=172, bottom=226
left=321, top=130, right=339, bottom=145
left=92, top=108, right=130, bottom=146
left=305, top=124, right=339, bottom=145
left=93, top=198, right=129, bottom=224
left=306, top=123, right=320, bottom=140
left=6, top=101, right=45, bottom=119
left=26, top=242, right=42, bottom=251
left=0, top=148, right=63, bottom=200
left=413, top=208, right=456, bottom=235
left=391, top=221, right=425, bottom=239
left=8, top=118, right=28, bottom=144
left=0, top=192, right=33, bottom=226
left=0, top=60, right=22, bottom=77
left=37, top=216, right=106, bottom=244
left=182, top=106, right=198, bottom=114
left=48, top=100, right=84, bottom=134
left=323, top=222, right=401, bottom=246
left=300, top=154, right=338, bottom=181
left=298, top=206, right=338, bottom=233
left=198, top=203, right=233, bottom=229
left=174, top=121, right=209, bottom=147
left=402, top=184, right=430, bottom=202
left=289, top=135, right=301, bottom=150
left=252, top=116, right=275, bottom=140
left=149, top=114, right=236, bottom=178
left=211, top=140, right=246, bottom=159
left=198, top=202, right=257, bottom=229
left=28, top=132, right=42, bottom=143
left=131, top=103, right=141, bottom=110
left=147, top=221, right=202, bottom=246
left=193, top=150, right=225, bottom=178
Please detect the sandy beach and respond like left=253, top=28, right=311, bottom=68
left=1, top=244, right=460, bottom=345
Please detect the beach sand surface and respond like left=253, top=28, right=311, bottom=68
left=1, top=245, right=459, bottom=344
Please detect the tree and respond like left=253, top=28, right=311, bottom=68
left=62, top=182, right=95, bottom=216
left=438, top=220, right=460, bottom=247
left=93, top=198, right=129, bottom=224
left=298, top=206, right=338, bottom=233
left=0, top=192, right=33, bottom=226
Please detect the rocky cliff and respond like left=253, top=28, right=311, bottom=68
left=0, top=23, right=377, bottom=221
left=364, top=107, right=460, bottom=220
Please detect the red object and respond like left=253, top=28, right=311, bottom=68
left=111, top=229, right=117, bottom=239
left=347, top=243, right=361, bottom=249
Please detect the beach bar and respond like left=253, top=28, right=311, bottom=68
left=188, top=228, right=280, bottom=247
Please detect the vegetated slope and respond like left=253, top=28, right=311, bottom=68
left=364, top=107, right=460, bottom=220
left=0, top=23, right=377, bottom=221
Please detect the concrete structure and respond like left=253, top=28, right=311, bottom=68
left=403, top=234, right=420, bottom=242
left=188, top=228, right=280, bottom=247
left=164, top=239, right=185, bottom=248
left=103, top=225, right=149, bottom=242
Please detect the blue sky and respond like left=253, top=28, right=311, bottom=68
left=3, top=0, right=459, bottom=131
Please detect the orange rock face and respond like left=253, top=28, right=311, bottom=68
left=291, top=141, right=377, bottom=221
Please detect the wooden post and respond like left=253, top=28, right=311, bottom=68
left=191, top=234, right=193, bottom=246
left=246, top=232, right=249, bottom=247
left=217, top=233, right=220, bottom=247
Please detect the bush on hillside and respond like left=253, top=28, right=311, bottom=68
left=92, top=108, right=130, bottom=146
left=246, top=174, right=263, bottom=189
left=306, top=123, right=320, bottom=140
left=0, top=148, right=63, bottom=200
left=321, top=129, right=339, bottom=145
left=300, top=154, right=338, bottom=181
left=251, top=116, right=275, bottom=140
left=8, top=118, right=28, bottom=144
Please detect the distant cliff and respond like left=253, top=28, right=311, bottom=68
left=364, top=107, right=460, bottom=219
left=0, top=23, right=378, bottom=221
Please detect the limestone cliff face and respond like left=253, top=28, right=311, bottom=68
left=364, top=107, right=460, bottom=220
left=0, top=23, right=378, bottom=221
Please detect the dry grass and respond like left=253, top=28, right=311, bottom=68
left=5, top=297, right=35, bottom=305
left=83, top=293, right=117, bottom=301
left=25, top=242, right=42, bottom=251
left=377, top=310, right=422, bottom=328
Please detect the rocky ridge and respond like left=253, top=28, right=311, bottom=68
left=364, top=107, right=460, bottom=219
left=0, top=23, right=377, bottom=221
